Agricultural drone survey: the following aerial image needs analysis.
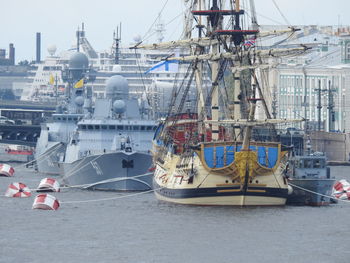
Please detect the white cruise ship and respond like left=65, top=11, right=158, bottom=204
left=21, top=24, right=190, bottom=115
left=20, top=45, right=70, bottom=102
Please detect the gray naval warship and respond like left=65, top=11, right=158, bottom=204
left=286, top=141, right=336, bottom=206
left=35, top=52, right=93, bottom=174
left=60, top=75, right=157, bottom=191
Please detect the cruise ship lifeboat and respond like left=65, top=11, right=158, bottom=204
left=5, top=182, right=31, bottom=198
left=37, top=178, right=60, bottom=192
left=0, top=163, right=15, bottom=177
left=32, top=194, right=60, bottom=210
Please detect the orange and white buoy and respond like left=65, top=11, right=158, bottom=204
left=5, top=182, right=31, bottom=198
left=37, top=178, right=60, bottom=192
left=0, top=163, right=15, bottom=177
left=32, top=194, right=60, bottom=210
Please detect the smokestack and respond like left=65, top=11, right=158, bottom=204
left=36, top=32, right=41, bottom=63
left=9, top=43, right=15, bottom=65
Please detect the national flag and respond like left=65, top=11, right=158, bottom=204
left=74, top=78, right=84, bottom=89
left=144, top=53, right=179, bottom=74
left=49, top=74, right=55, bottom=85
left=244, top=38, right=256, bottom=48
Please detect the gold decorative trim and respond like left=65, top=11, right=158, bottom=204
left=247, top=189, right=266, bottom=193
left=216, top=183, right=241, bottom=187
left=217, top=189, right=241, bottom=193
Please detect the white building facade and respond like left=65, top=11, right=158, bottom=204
left=272, top=32, right=350, bottom=133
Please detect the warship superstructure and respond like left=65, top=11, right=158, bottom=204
left=61, top=75, right=157, bottom=191
left=34, top=52, right=93, bottom=174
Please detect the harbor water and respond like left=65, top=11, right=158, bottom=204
left=1, top=163, right=350, bottom=263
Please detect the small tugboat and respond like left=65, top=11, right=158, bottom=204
left=3, top=145, right=34, bottom=163
left=286, top=141, right=335, bottom=206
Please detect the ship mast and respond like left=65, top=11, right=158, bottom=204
left=233, top=0, right=242, bottom=139
left=193, top=0, right=208, bottom=141
left=191, top=0, right=260, bottom=142
left=210, top=0, right=221, bottom=141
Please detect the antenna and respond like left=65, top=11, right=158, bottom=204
left=155, top=14, right=165, bottom=43
left=76, top=26, right=80, bottom=52
left=114, top=23, right=122, bottom=64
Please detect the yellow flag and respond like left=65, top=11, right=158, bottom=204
left=49, top=74, right=55, bottom=85
left=74, top=78, right=84, bottom=89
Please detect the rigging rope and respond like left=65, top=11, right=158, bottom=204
left=271, top=0, right=292, bottom=26
left=142, top=0, right=170, bottom=41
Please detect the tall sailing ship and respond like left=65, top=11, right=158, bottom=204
left=136, top=0, right=310, bottom=206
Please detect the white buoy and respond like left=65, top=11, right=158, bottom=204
left=37, top=178, right=60, bottom=192
left=32, top=194, right=60, bottom=210
left=5, top=182, right=31, bottom=198
left=0, top=163, right=15, bottom=177
left=334, top=180, right=350, bottom=191
left=333, top=180, right=350, bottom=200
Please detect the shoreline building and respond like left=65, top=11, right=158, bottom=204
left=270, top=26, right=350, bottom=133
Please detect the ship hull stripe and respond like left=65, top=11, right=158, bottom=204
left=154, top=181, right=288, bottom=199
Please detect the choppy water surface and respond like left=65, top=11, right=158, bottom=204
left=0, top=163, right=349, bottom=263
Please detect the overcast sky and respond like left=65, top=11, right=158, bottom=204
left=1, top=0, right=349, bottom=62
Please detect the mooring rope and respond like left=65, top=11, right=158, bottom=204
left=62, top=154, right=104, bottom=179
left=0, top=171, right=154, bottom=196
left=11, top=142, right=64, bottom=169
left=30, top=171, right=153, bottom=191
left=0, top=187, right=161, bottom=203
left=60, top=187, right=161, bottom=204
left=288, top=182, right=350, bottom=204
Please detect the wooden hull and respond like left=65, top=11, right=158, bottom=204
left=154, top=183, right=287, bottom=206
left=153, top=141, right=289, bottom=206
